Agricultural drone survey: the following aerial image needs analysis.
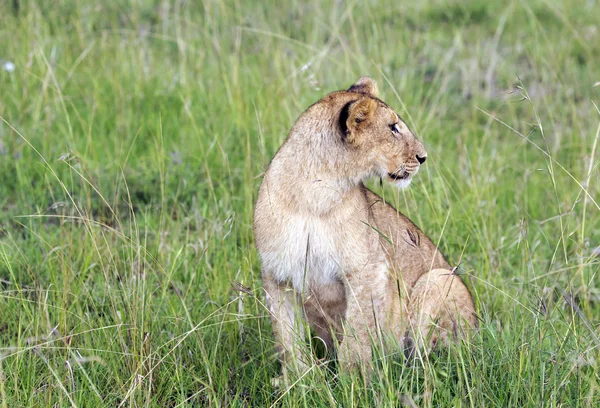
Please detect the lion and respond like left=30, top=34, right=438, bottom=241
left=253, top=76, right=476, bottom=379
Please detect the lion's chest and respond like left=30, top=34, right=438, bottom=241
left=260, top=215, right=361, bottom=292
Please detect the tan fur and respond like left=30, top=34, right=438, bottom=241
left=254, top=77, right=476, bottom=378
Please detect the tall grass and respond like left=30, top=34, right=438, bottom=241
left=0, top=0, right=599, bottom=406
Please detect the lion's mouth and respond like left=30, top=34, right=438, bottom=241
left=388, top=171, right=409, bottom=180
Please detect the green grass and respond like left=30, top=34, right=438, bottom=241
left=0, top=0, right=599, bottom=406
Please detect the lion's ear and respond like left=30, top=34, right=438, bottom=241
left=340, top=97, right=377, bottom=143
left=348, top=76, right=379, bottom=97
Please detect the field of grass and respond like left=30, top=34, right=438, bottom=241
left=0, top=0, right=599, bottom=406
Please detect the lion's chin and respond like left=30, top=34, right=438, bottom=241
left=391, top=177, right=412, bottom=189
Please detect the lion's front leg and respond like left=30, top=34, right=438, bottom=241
left=338, top=263, right=388, bottom=373
left=262, top=274, right=309, bottom=380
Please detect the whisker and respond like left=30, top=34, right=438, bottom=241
left=391, top=163, right=406, bottom=175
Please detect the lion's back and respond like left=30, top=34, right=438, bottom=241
left=362, top=187, right=450, bottom=289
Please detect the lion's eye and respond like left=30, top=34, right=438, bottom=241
left=390, top=123, right=400, bottom=134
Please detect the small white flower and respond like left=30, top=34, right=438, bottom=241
left=300, top=61, right=312, bottom=72
left=2, top=61, right=15, bottom=72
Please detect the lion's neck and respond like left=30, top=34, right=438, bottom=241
left=269, top=133, right=369, bottom=215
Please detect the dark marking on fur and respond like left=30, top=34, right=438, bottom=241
left=407, top=228, right=420, bottom=247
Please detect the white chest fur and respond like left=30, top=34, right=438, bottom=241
left=259, top=215, right=343, bottom=292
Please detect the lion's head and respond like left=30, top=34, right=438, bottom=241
left=339, top=77, right=427, bottom=188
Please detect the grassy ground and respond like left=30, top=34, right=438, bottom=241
left=0, top=0, right=599, bottom=406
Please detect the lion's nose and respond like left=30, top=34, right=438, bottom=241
left=416, top=154, right=427, bottom=164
